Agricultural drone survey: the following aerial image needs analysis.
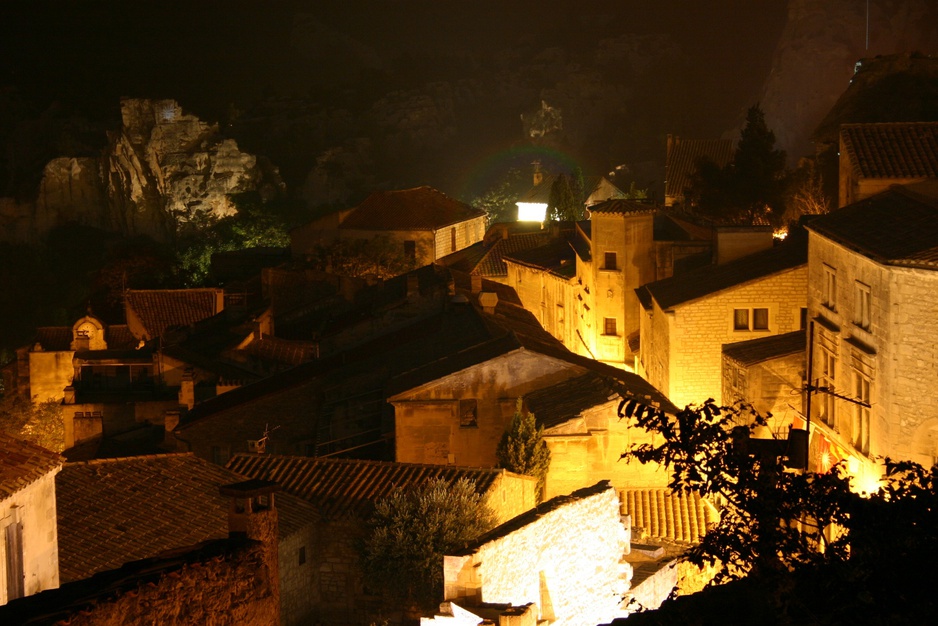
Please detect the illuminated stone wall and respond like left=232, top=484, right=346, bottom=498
left=26, top=350, right=73, bottom=404
left=443, top=482, right=630, bottom=626
left=431, top=216, right=486, bottom=261
left=808, top=232, right=938, bottom=474
left=392, top=350, right=582, bottom=468
left=642, top=265, right=807, bottom=409
left=541, top=400, right=669, bottom=499
left=507, top=262, right=577, bottom=350
left=0, top=470, right=60, bottom=606
left=722, top=347, right=805, bottom=432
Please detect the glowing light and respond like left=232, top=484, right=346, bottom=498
left=517, top=202, right=548, bottom=222
left=773, top=228, right=788, bottom=241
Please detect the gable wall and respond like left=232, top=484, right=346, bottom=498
left=432, top=216, right=486, bottom=261
left=0, top=471, right=60, bottom=605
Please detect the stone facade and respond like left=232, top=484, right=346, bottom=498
left=640, top=265, right=807, bottom=409
left=443, top=482, right=630, bottom=626
left=806, top=231, right=938, bottom=484
left=0, top=471, right=60, bottom=605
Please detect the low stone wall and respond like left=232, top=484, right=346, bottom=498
left=443, top=481, right=630, bottom=626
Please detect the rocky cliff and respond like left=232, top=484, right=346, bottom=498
left=4, top=99, right=280, bottom=243
left=759, top=0, right=938, bottom=160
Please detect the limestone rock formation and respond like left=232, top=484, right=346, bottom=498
left=22, top=99, right=281, bottom=243
left=759, top=0, right=938, bottom=160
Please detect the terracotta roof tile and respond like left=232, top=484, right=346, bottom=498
left=124, top=289, right=223, bottom=339
left=226, top=454, right=504, bottom=519
left=640, top=236, right=807, bottom=310
left=723, top=329, right=806, bottom=366
left=665, top=137, right=734, bottom=201
left=841, top=122, right=938, bottom=179
left=0, top=433, right=64, bottom=500
left=620, top=488, right=719, bottom=543
left=588, top=199, right=656, bottom=216
left=339, top=186, right=484, bottom=231
left=56, top=453, right=317, bottom=582
left=502, top=237, right=577, bottom=278
left=806, top=185, right=938, bottom=269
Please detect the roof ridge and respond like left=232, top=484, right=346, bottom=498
left=65, top=452, right=194, bottom=466
left=228, top=453, right=503, bottom=474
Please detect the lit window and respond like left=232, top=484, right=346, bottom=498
left=604, top=252, right=617, bottom=271
left=604, top=317, right=617, bottom=336
left=733, top=308, right=769, bottom=331
left=459, top=399, right=478, bottom=428
left=854, top=282, right=871, bottom=331
left=853, top=372, right=870, bottom=455
left=823, top=265, right=837, bottom=311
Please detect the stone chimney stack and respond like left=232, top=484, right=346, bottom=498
left=471, top=274, right=483, bottom=294
left=479, top=292, right=498, bottom=314
left=179, top=368, right=195, bottom=410
left=532, top=160, right=543, bottom=186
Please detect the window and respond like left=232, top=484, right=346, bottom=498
left=823, top=265, right=837, bottom=311
left=450, top=227, right=457, bottom=253
left=800, top=307, right=808, bottom=330
left=459, top=399, right=478, bottom=428
left=299, top=546, right=307, bottom=566
left=819, top=350, right=837, bottom=427
left=852, top=372, right=871, bottom=455
left=603, top=252, right=617, bottom=270
left=854, top=282, right=871, bottom=331
left=603, top=317, right=617, bottom=336
left=403, top=240, right=416, bottom=262
left=733, top=308, right=769, bottom=331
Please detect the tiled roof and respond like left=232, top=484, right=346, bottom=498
left=473, top=231, right=556, bottom=277
left=226, top=454, right=504, bottom=519
left=640, top=236, right=807, bottom=310
left=56, top=453, right=317, bottom=582
left=588, top=199, right=656, bottom=216
left=654, top=213, right=714, bottom=242
left=339, top=186, right=485, bottom=231
left=33, top=327, right=71, bottom=351
left=620, top=488, right=719, bottom=543
left=723, top=329, right=806, bottom=366
left=518, top=174, right=556, bottom=204
left=244, top=336, right=318, bottom=367
left=527, top=371, right=680, bottom=430
left=124, top=289, right=222, bottom=339
left=665, top=137, right=734, bottom=201
left=806, top=185, right=938, bottom=269
left=502, top=238, right=577, bottom=279
left=841, top=122, right=938, bottom=179
left=0, top=432, right=64, bottom=500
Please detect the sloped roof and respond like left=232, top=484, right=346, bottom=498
left=588, top=199, right=656, bottom=216
left=339, top=186, right=484, bottom=231
left=124, top=289, right=222, bottom=339
left=526, top=371, right=678, bottom=430
left=30, top=324, right=137, bottom=352
left=723, top=329, right=806, bottom=367
left=518, top=174, right=556, bottom=204
left=621, top=488, right=719, bottom=543
left=226, top=454, right=503, bottom=519
left=806, top=185, right=938, bottom=269
left=0, top=432, right=64, bottom=501
left=640, top=236, right=807, bottom=310
left=665, top=137, right=734, bottom=201
left=840, top=122, right=938, bottom=179
left=56, top=453, right=317, bottom=582
left=472, top=231, right=557, bottom=277
left=502, top=237, right=577, bottom=279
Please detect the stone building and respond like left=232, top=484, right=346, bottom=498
left=838, top=122, right=938, bottom=208
left=55, top=453, right=317, bottom=626
left=803, top=186, right=938, bottom=487
left=227, top=454, right=536, bottom=625
left=0, top=479, right=282, bottom=625
left=637, top=236, right=808, bottom=409
left=441, top=481, right=631, bottom=626
left=290, top=186, right=486, bottom=266
left=0, top=433, right=63, bottom=606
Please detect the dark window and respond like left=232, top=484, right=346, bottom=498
left=403, top=240, right=416, bottom=261
left=451, top=227, right=457, bottom=253
left=733, top=309, right=749, bottom=331
left=800, top=307, right=808, bottom=330
left=299, top=546, right=307, bottom=566
left=604, top=317, right=617, bottom=336
left=5, top=522, right=24, bottom=601
left=753, top=308, right=769, bottom=330
left=459, top=399, right=478, bottom=428
left=604, top=252, right=617, bottom=270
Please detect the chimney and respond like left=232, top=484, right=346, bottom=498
left=532, top=160, right=543, bottom=186
left=479, top=292, right=498, bottom=314
left=164, top=410, right=180, bottom=448
left=179, top=368, right=195, bottom=410
left=219, top=479, right=280, bottom=615
left=471, top=274, right=483, bottom=294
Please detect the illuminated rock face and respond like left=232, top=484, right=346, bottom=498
left=32, top=99, right=280, bottom=242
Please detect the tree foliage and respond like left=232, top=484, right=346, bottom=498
left=685, top=105, right=789, bottom=225
left=623, top=396, right=938, bottom=616
left=360, top=477, right=495, bottom=612
left=496, top=401, right=551, bottom=501
left=0, top=393, right=65, bottom=452
left=303, top=235, right=419, bottom=280
left=548, top=173, right=582, bottom=221
left=472, top=167, right=526, bottom=225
